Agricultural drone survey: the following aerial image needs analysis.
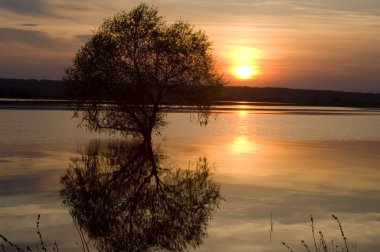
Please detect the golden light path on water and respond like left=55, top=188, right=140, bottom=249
left=230, top=105, right=258, bottom=154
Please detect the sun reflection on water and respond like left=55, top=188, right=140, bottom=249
left=236, top=105, right=250, bottom=116
left=229, top=105, right=258, bottom=154
left=231, top=135, right=258, bottom=154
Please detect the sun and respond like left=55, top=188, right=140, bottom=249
left=228, top=45, right=261, bottom=80
left=233, top=65, right=254, bottom=79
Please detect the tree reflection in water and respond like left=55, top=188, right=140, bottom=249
left=60, top=140, right=223, bottom=252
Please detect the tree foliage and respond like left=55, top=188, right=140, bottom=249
left=65, top=4, right=224, bottom=140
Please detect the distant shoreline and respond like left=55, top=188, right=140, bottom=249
left=1, top=99, right=380, bottom=111
left=0, top=99, right=73, bottom=110
left=2, top=78, right=380, bottom=108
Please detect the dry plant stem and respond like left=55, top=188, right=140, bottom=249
left=52, top=241, right=59, bottom=252
left=36, top=214, right=47, bottom=252
left=282, top=242, right=294, bottom=252
left=269, top=212, right=274, bottom=243
left=332, top=214, right=349, bottom=252
left=319, top=231, right=328, bottom=252
left=302, top=240, right=311, bottom=252
left=310, top=215, right=318, bottom=252
left=0, top=234, right=26, bottom=252
left=282, top=215, right=355, bottom=252
left=1, top=214, right=58, bottom=252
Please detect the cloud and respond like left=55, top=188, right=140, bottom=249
left=21, top=23, right=38, bottom=27
left=295, top=0, right=380, bottom=11
left=0, top=27, right=82, bottom=51
left=290, top=0, right=380, bottom=17
left=175, top=0, right=380, bottom=23
left=0, top=27, right=86, bottom=79
left=0, top=27, right=60, bottom=49
left=0, top=27, right=90, bottom=79
left=0, top=0, right=51, bottom=16
left=0, top=0, right=112, bottom=20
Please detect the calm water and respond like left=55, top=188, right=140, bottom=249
left=1, top=106, right=380, bottom=251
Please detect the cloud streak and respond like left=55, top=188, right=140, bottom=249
left=20, top=23, right=38, bottom=27
left=292, top=0, right=380, bottom=15
left=0, top=0, right=51, bottom=16
left=0, top=27, right=70, bottom=50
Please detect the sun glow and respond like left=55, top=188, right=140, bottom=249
left=233, top=65, right=254, bottom=79
left=228, top=45, right=262, bottom=80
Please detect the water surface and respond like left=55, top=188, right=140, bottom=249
left=1, top=106, right=380, bottom=251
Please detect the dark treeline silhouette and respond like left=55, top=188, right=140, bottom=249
left=60, top=139, right=222, bottom=252
left=220, top=86, right=380, bottom=107
left=2, top=78, right=380, bottom=107
left=0, top=78, right=65, bottom=99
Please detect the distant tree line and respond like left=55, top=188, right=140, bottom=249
left=0, top=78, right=65, bottom=99
left=220, top=86, right=380, bottom=107
left=1, top=78, right=380, bottom=107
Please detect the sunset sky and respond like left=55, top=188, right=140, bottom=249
left=1, top=0, right=379, bottom=92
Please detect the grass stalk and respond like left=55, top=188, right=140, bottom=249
left=319, top=231, right=328, bottom=252
left=310, top=215, right=319, bottom=252
left=36, top=214, right=47, bottom=252
left=332, top=214, right=349, bottom=252
left=282, top=242, right=294, bottom=252
left=302, top=240, right=311, bottom=252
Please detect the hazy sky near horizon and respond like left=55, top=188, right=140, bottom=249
left=0, top=0, right=380, bottom=92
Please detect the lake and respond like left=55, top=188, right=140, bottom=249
left=1, top=105, right=380, bottom=251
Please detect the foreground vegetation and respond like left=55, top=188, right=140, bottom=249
left=282, top=215, right=356, bottom=252
left=1, top=214, right=357, bottom=252
left=0, top=214, right=58, bottom=252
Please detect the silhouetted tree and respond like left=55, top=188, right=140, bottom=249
left=60, top=140, right=223, bottom=252
left=64, top=4, right=224, bottom=141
